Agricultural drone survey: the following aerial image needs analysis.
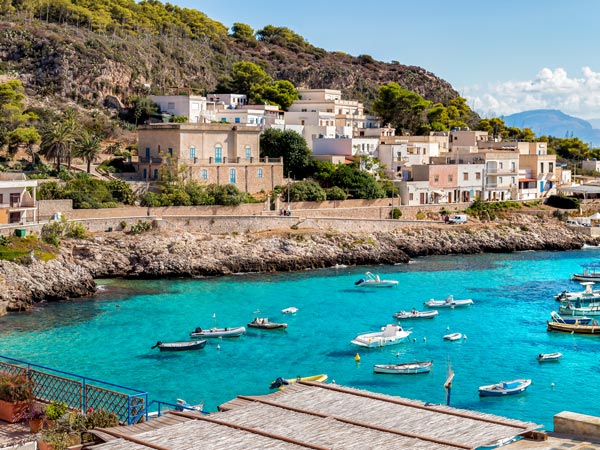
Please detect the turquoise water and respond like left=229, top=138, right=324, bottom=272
left=1, top=248, right=600, bottom=430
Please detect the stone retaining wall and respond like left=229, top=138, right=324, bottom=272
left=554, top=411, right=600, bottom=439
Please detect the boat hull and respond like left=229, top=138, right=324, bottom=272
left=537, top=353, right=562, bottom=362
left=189, top=326, right=246, bottom=338
left=547, top=321, right=600, bottom=334
left=424, top=299, right=473, bottom=308
left=248, top=323, right=288, bottom=329
left=572, top=274, right=600, bottom=282
left=373, top=361, right=432, bottom=374
left=393, top=310, right=438, bottom=320
left=479, top=379, right=531, bottom=397
left=443, top=333, right=463, bottom=341
left=155, top=340, right=207, bottom=352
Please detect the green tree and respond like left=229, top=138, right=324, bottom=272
left=0, top=80, right=36, bottom=148
left=231, top=22, right=255, bottom=43
left=73, top=132, right=102, bottom=173
left=7, top=127, right=40, bottom=162
left=288, top=180, right=326, bottom=202
left=260, top=128, right=312, bottom=177
left=39, top=117, right=77, bottom=172
left=254, top=80, right=299, bottom=110
left=372, top=83, right=431, bottom=134
left=224, top=61, right=272, bottom=100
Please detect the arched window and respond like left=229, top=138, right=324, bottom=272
left=201, top=169, right=207, bottom=181
left=215, top=145, right=222, bottom=163
left=229, top=168, right=236, bottom=183
left=245, top=146, right=251, bottom=159
left=257, top=168, right=263, bottom=179
left=190, top=146, right=196, bottom=159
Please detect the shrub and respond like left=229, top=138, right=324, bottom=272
left=119, top=221, right=127, bottom=230
left=545, top=195, right=580, bottom=209
left=41, top=222, right=63, bottom=247
left=64, top=222, right=87, bottom=239
left=129, top=221, right=152, bottom=235
left=45, top=400, right=68, bottom=420
left=325, top=186, right=347, bottom=201
left=0, top=372, right=34, bottom=402
left=390, top=208, right=402, bottom=219
left=84, top=408, right=119, bottom=428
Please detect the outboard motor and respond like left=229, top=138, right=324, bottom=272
left=354, top=278, right=365, bottom=286
left=269, top=377, right=289, bottom=390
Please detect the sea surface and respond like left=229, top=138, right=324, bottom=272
left=2, top=248, right=600, bottom=430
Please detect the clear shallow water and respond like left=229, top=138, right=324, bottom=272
left=2, top=248, right=600, bottom=430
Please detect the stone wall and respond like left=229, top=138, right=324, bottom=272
left=554, top=411, right=600, bottom=439
left=37, top=199, right=73, bottom=221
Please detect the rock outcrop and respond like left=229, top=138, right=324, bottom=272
left=0, top=214, right=596, bottom=314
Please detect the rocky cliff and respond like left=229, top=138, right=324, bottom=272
left=0, top=214, right=595, bottom=315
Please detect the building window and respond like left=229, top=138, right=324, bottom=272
left=245, top=146, right=251, bottom=159
left=409, top=193, right=414, bottom=201
left=499, top=162, right=503, bottom=169
left=434, top=175, right=439, bottom=182
left=540, top=162, right=545, bottom=173
left=463, top=172, right=468, bottom=181
left=258, top=168, right=263, bottom=179
left=145, top=148, right=150, bottom=158
left=153, top=169, right=159, bottom=180
left=190, top=146, right=196, bottom=159
left=221, top=117, right=226, bottom=122
left=235, top=117, right=241, bottom=123
left=499, top=177, right=503, bottom=184
left=168, top=148, right=173, bottom=157
left=201, top=169, right=207, bottom=180
left=215, top=146, right=222, bottom=163
left=230, top=168, right=236, bottom=183
left=512, top=177, right=516, bottom=185
left=511, top=162, right=516, bottom=171
left=448, top=175, right=453, bottom=182
left=9, top=193, right=19, bottom=206
left=476, top=172, right=481, bottom=180
left=549, top=162, right=554, bottom=172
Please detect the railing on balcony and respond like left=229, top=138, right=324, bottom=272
left=0, top=201, right=35, bottom=209
left=138, top=157, right=163, bottom=164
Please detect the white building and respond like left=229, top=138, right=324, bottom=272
left=0, top=173, right=37, bottom=224
left=150, top=95, right=216, bottom=123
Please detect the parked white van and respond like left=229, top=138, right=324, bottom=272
left=448, top=214, right=468, bottom=224
left=565, top=220, right=582, bottom=227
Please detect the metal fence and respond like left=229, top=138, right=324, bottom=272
left=0, top=356, right=148, bottom=425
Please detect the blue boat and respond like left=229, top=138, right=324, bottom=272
left=551, top=311, right=592, bottom=325
left=478, top=379, right=531, bottom=397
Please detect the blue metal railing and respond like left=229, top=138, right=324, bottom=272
left=0, top=355, right=149, bottom=425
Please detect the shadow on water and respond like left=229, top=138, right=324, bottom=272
left=136, top=353, right=183, bottom=361
left=326, top=350, right=359, bottom=358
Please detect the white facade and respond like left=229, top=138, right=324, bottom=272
left=206, top=93, right=247, bottom=109
left=0, top=174, right=37, bottom=224
left=150, top=95, right=214, bottom=123
left=582, top=160, right=600, bottom=172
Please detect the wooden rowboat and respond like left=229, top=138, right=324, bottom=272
left=547, top=320, right=600, bottom=334
left=373, top=361, right=433, bottom=375
left=269, top=374, right=328, bottom=390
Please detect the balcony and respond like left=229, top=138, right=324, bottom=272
left=138, top=157, right=163, bottom=164
left=0, top=200, right=35, bottom=209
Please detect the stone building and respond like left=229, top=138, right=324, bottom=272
left=136, top=123, right=284, bottom=194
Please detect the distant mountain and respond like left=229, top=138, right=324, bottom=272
left=502, top=109, right=600, bottom=145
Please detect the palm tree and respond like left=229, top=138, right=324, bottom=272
left=74, top=132, right=102, bottom=173
left=39, top=118, right=77, bottom=172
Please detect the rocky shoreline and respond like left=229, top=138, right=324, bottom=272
left=0, top=214, right=597, bottom=314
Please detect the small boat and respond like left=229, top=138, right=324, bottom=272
left=269, top=374, right=328, bottom=390
left=281, top=307, right=298, bottom=314
left=373, top=361, right=433, bottom=375
left=151, top=340, right=207, bottom=352
left=354, top=272, right=398, bottom=288
left=572, top=263, right=600, bottom=282
left=443, top=332, right=463, bottom=341
left=547, top=320, right=600, bottom=334
left=559, top=300, right=600, bottom=316
left=424, top=295, right=474, bottom=308
left=393, top=309, right=438, bottom=320
left=247, top=317, right=288, bottom=329
left=537, top=352, right=563, bottom=362
left=555, top=282, right=600, bottom=302
left=189, top=326, right=246, bottom=338
left=478, top=379, right=531, bottom=397
left=174, top=399, right=204, bottom=413
left=550, top=311, right=592, bottom=325
left=351, top=324, right=412, bottom=348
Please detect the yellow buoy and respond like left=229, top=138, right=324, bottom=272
left=354, top=353, right=361, bottom=362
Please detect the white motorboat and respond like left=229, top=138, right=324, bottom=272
left=424, top=295, right=473, bottom=308
left=350, top=324, right=412, bottom=348
left=281, top=307, right=298, bottom=314
left=373, top=361, right=433, bottom=374
left=537, top=352, right=563, bottom=362
left=189, top=326, right=246, bottom=338
left=555, top=282, right=600, bottom=302
left=393, top=309, right=438, bottom=320
left=571, top=263, right=600, bottom=282
left=479, top=379, right=531, bottom=397
left=354, top=272, right=398, bottom=288
left=443, top=332, right=463, bottom=341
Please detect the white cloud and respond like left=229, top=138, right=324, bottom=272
left=463, top=67, right=600, bottom=119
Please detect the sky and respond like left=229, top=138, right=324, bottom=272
left=172, top=0, right=600, bottom=120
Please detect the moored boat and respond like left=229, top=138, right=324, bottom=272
left=558, top=301, right=600, bottom=317
left=373, top=361, right=433, bottom=375
left=537, top=352, right=563, bottom=362
left=392, top=309, right=438, bottom=320
left=555, top=282, right=600, bottom=302
left=354, top=272, right=398, bottom=288
left=443, top=332, right=463, bottom=341
left=189, top=326, right=246, bottom=338
left=281, top=307, right=298, bottom=314
left=479, top=379, right=531, bottom=397
left=572, top=263, right=600, bottom=282
left=269, top=374, right=328, bottom=390
left=350, top=324, right=411, bottom=348
left=550, top=311, right=592, bottom=325
left=424, top=295, right=473, bottom=308
left=247, top=317, right=288, bottom=329
left=547, top=320, right=600, bottom=334
left=151, top=340, right=207, bottom=352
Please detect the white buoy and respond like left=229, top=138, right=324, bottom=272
left=446, top=326, right=450, bottom=331
left=395, top=352, right=400, bottom=357
left=423, top=337, right=427, bottom=342
left=413, top=337, right=417, bottom=342
left=551, top=382, right=555, bottom=388
left=217, top=344, right=221, bottom=350
left=463, top=335, right=467, bottom=340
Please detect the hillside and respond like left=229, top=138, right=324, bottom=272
left=503, top=109, right=600, bottom=144
left=0, top=1, right=475, bottom=124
